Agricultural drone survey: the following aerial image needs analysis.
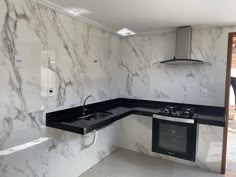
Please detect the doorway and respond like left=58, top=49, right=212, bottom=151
left=222, top=33, right=236, bottom=176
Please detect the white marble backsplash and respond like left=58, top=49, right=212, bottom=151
left=44, top=9, right=121, bottom=109
left=0, top=0, right=121, bottom=115
left=0, top=0, right=234, bottom=176
left=120, top=26, right=236, bottom=107
left=0, top=0, right=120, bottom=177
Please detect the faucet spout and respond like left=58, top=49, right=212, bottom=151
left=83, top=95, right=94, bottom=116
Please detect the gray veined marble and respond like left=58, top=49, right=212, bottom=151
left=43, top=9, right=121, bottom=108
left=0, top=0, right=48, bottom=113
left=120, top=26, right=236, bottom=106
left=0, top=0, right=235, bottom=177
left=0, top=0, right=121, bottom=177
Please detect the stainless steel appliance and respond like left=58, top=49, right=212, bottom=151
left=152, top=106, right=197, bottom=161
left=159, top=26, right=206, bottom=64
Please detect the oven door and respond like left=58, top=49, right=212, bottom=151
left=152, top=115, right=196, bottom=161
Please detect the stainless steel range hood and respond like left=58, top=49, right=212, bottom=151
left=160, top=26, right=205, bottom=64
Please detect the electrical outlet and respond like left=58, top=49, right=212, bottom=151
left=15, top=55, right=24, bottom=68
left=200, top=88, right=208, bottom=97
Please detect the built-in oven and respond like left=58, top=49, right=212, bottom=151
left=152, top=114, right=196, bottom=161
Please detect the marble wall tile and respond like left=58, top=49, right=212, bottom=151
left=117, top=115, right=223, bottom=173
left=47, top=122, right=119, bottom=177
left=0, top=0, right=121, bottom=113
left=120, top=26, right=236, bottom=106
left=120, top=32, right=176, bottom=99
left=0, top=0, right=121, bottom=177
left=0, top=109, right=120, bottom=177
left=0, top=110, right=46, bottom=150
left=0, top=0, right=49, bottom=113
left=43, top=7, right=121, bottom=110
left=0, top=0, right=234, bottom=176
left=0, top=110, right=50, bottom=177
left=0, top=140, right=50, bottom=177
left=196, top=124, right=223, bottom=173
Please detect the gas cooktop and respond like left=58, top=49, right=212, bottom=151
left=157, top=106, right=198, bottom=119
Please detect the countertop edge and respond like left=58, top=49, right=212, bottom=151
left=46, top=98, right=225, bottom=134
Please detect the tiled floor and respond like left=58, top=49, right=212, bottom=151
left=227, top=129, right=236, bottom=173
left=227, top=119, right=236, bottom=175
left=225, top=172, right=236, bottom=177
left=80, top=149, right=224, bottom=177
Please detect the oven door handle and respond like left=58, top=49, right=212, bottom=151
left=153, top=114, right=195, bottom=124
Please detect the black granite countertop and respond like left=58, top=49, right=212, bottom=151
left=46, top=98, right=226, bottom=134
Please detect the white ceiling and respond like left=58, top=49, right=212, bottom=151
left=46, top=0, right=236, bottom=34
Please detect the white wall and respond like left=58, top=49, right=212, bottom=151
left=0, top=0, right=234, bottom=176
left=0, top=0, right=121, bottom=177
left=120, top=26, right=236, bottom=106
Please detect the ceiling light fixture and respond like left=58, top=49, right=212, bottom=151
left=65, top=8, right=90, bottom=16
left=117, top=28, right=136, bottom=36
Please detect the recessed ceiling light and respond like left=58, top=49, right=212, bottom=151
left=117, top=28, right=136, bottom=36
left=65, top=8, right=90, bottom=16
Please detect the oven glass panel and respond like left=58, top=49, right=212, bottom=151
left=158, top=123, right=187, bottom=153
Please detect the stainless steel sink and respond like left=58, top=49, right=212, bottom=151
left=62, top=111, right=112, bottom=123
left=83, top=112, right=112, bottom=121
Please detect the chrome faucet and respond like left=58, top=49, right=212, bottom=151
left=82, top=95, right=94, bottom=115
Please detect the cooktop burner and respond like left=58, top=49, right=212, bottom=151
left=157, top=106, right=197, bottom=119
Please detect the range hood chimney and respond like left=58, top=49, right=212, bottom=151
left=175, top=26, right=192, bottom=59
left=160, top=26, right=205, bottom=64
